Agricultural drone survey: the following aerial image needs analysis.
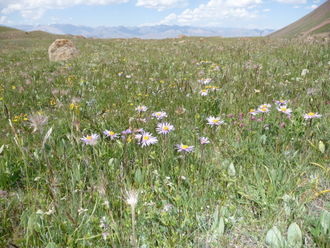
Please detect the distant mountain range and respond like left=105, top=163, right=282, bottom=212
left=13, top=24, right=274, bottom=39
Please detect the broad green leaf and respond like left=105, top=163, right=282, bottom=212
left=318, top=141, right=325, bottom=154
left=216, top=217, right=225, bottom=236
left=287, top=222, right=302, bottom=248
left=320, top=210, right=330, bottom=234
left=45, top=242, right=58, bottom=248
left=228, top=162, right=236, bottom=177
left=265, top=226, right=286, bottom=248
left=134, top=168, right=144, bottom=185
left=211, top=206, right=219, bottom=230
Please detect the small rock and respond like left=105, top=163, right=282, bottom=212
left=48, top=39, right=79, bottom=62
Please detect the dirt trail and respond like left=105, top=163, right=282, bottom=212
left=301, top=18, right=330, bottom=36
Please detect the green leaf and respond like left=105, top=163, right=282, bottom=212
left=228, top=162, right=236, bottom=177
left=287, top=222, right=302, bottom=248
left=318, top=141, right=325, bottom=154
left=134, top=168, right=144, bottom=185
left=211, top=205, right=219, bottom=230
left=45, top=242, right=58, bottom=248
left=260, top=135, right=267, bottom=145
left=320, top=210, right=330, bottom=235
left=265, top=226, right=286, bottom=248
left=0, top=144, right=4, bottom=154
left=216, top=217, right=225, bottom=236
left=211, top=206, right=225, bottom=236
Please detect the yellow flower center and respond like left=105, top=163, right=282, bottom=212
left=143, top=136, right=150, bottom=140
left=181, top=145, right=188, bottom=149
left=86, top=136, right=92, bottom=140
left=308, top=112, right=315, bottom=116
left=260, top=107, right=267, bottom=112
left=163, top=126, right=169, bottom=131
left=281, top=107, right=287, bottom=111
left=156, top=113, right=161, bottom=116
left=212, top=119, right=219, bottom=123
left=202, top=89, right=207, bottom=92
left=249, top=109, right=255, bottom=112
left=109, top=131, right=115, bottom=136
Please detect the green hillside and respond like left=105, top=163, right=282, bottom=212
left=0, top=25, right=21, bottom=32
left=269, top=0, right=330, bottom=38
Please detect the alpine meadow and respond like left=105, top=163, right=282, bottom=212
left=0, top=24, right=329, bottom=248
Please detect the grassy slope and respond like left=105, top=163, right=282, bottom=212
left=0, top=25, right=21, bottom=32
left=312, top=23, right=330, bottom=34
left=0, top=35, right=329, bottom=247
left=269, top=1, right=330, bottom=38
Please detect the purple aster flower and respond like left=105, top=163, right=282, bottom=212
left=275, top=100, right=288, bottom=106
left=152, top=111, right=167, bottom=120
left=135, top=105, right=148, bottom=112
left=81, top=134, right=99, bottom=146
left=206, top=116, right=224, bottom=126
left=121, top=128, right=132, bottom=135
left=277, top=106, right=292, bottom=115
left=304, top=112, right=322, bottom=120
left=135, top=132, right=158, bottom=147
left=176, top=144, right=194, bottom=153
left=103, top=130, right=119, bottom=140
left=156, top=122, right=175, bottom=135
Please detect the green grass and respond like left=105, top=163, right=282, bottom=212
left=0, top=25, right=20, bottom=32
left=0, top=35, right=329, bottom=248
left=311, top=23, right=330, bottom=35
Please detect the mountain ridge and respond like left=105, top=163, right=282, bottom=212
left=12, top=24, right=274, bottom=39
left=269, top=0, right=330, bottom=38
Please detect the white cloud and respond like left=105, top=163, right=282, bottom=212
left=275, top=0, right=307, bottom=4
left=1, top=0, right=129, bottom=19
left=136, top=0, right=187, bottom=11
left=309, top=4, right=318, bottom=9
left=0, top=15, right=8, bottom=24
left=159, top=0, right=262, bottom=26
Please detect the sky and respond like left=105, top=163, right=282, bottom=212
left=0, top=0, right=327, bottom=30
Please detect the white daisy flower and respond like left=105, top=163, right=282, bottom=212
left=304, top=112, right=322, bottom=120
left=258, top=107, right=270, bottom=113
left=206, top=116, right=224, bottom=126
left=277, top=106, right=292, bottom=115
left=275, top=100, right=288, bottom=106
left=259, top=103, right=271, bottom=109
left=81, top=134, right=99, bottom=146
left=176, top=144, right=194, bottom=153
left=152, top=111, right=167, bottom=120
left=135, top=105, right=148, bottom=112
left=156, top=122, right=175, bottom=135
left=103, top=130, right=119, bottom=140
left=200, top=89, right=208, bottom=96
left=248, top=109, right=258, bottom=116
left=135, top=132, right=158, bottom=147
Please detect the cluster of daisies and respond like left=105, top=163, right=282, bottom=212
left=197, top=78, right=220, bottom=96
left=248, top=100, right=322, bottom=120
left=81, top=107, right=211, bottom=153
left=81, top=100, right=322, bottom=152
